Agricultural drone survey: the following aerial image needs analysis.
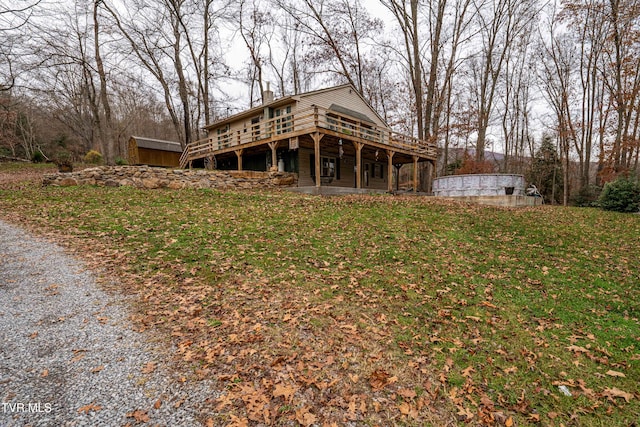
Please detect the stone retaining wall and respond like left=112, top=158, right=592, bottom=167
left=42, top=166, right=297, bottom=190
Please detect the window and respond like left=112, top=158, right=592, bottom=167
left=321, top=156, right=336, bottom=177
left=362, top=124, right=379, bottom=142
left=371, top=163, right=383, bottom=179
left=251, top=116, right=261, bottom=140
left=275, top=106, right=292, bottom=135
left=327, top=114, right=338, bottom=131
left=216, top=125, right=230, bottom=148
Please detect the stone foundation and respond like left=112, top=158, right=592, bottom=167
left=42, top=166, right=298, bottom=190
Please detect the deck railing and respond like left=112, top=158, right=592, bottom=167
left=180, top=106, right=437, bottom=168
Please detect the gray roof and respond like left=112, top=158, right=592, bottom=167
left=328, top=104, right=375, bottom=124
left=130, top=136, right=183, bottom=153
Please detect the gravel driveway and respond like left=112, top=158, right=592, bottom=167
left=0, top=219, right=216, bottom=426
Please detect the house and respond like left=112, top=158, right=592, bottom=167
left=128, top=136, right=182, bottom=167
left=180, top=84, right=437, bottom=192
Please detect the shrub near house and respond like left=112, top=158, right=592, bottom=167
left=598, top=176, right=640, bottom=213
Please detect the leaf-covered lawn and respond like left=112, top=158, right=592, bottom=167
left=1, top=164, right=639, bottom=426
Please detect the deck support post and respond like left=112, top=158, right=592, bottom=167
left=386, top=150, right=395, bottom=193
left=235, top=149, right=244, bottom=171
left=430, top=160, right=437, bottom=194
left=313, top=132, right=323, bottom=188
left=268, top=141, right=279, bottom=170
left=413, top=155, right=419, bottom=193
left=353, top=142, right=363, bottom=189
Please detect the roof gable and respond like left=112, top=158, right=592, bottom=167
left=297, top=84, right=387, bottom=127
left=205, top=84, right=388, bottom=130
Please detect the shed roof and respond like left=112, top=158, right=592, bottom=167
left=130, top=136, right=183, bottom=153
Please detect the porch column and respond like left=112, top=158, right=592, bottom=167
left=386, top=150, right=395, bottom=193
left=313, top=132, right=322, bottom=188
left=430, top=159, right=437, bottom=194
left=235, top=149, right=244, bottom=171
left=353, top=142, right=363, bottom=189
left=394, top=164, right=402, bottom=191
left=413, top=155, right=419, bottom=193
left=268, top=141, right=279, bottom=170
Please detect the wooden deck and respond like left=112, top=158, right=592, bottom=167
left=180, top=106, right=437, bottom=169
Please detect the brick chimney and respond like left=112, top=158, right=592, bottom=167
left=262, top=82, right=274, bottom=104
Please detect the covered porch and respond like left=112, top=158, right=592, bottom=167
left=180, top=106, right=437, bottom=192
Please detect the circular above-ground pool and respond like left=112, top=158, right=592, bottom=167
left=433, top=174, right=526, bottom=197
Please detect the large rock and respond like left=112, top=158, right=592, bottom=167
left=58, top=177, right=78, bottom=187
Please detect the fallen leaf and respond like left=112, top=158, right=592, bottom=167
left=78, top=403, right=102, bottom=413
left=398, top=401, right=411, bottom=415
left=505, top=416, right=514, bottom=426
left=480, top=301, right=498, bottom=309
left=398, top=388, right=417, bottom=399
left=29, top=331, right=38, bottom=339
left=457, top=405, right=474, bottom=420
left=295, top=407, right=317, bottom=427
left=369, top=369, right=391, bottom=390
left=273, top=383, right=297, bottom=403
left=602, top=387, right=633, bottom=402
left=566, top=345, right=589, bottom=354
left=91, top=365, right=104, bottom=374
left=240, top=386, right=269, bottom=423
left=127, top=409, right=150, bottom=422
left=605, top=370, right=626, bottom=378
left=227, top=415, right=248, bottom=427
left=41, top=369, right=49, bottom=377
left=141, top=362, right=156, bottom=374
left=216, top=392, right=234, bottom=409
left=461, top=366, right=475, bottom=377
left=70, top=353, right=86, bottom=363
left=503, top=366, right=518, bottom=374
left=153, top=399, right=162, bottom=409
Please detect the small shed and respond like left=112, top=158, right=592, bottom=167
left=127, top=136, right=182, bottom=167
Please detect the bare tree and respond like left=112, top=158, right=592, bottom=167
left=237, top=0, right=270, bottom=105
left=557, top=0, right=640, bottom=183
left=103, top=0, right=227, bottom=148
left=380, top=0, right=424, bottom=140
left=93, top=0, right=116, bottom=163
left=499, top=19, right=537, bottom=173
left=538, top=27, right=577, bottom=205
left=276, top=0, right=381, bottom=94
left=469, top=0, right=539, bottom=162
left=0, top=1, right=40, bottom=92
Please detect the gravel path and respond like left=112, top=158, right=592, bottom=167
left=0, top=219, right=217, bottom=426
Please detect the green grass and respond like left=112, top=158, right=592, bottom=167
left=0, top=168, right=638, bottom=426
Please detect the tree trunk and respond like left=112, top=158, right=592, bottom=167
left=94, top=0, right=114, bottom=164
